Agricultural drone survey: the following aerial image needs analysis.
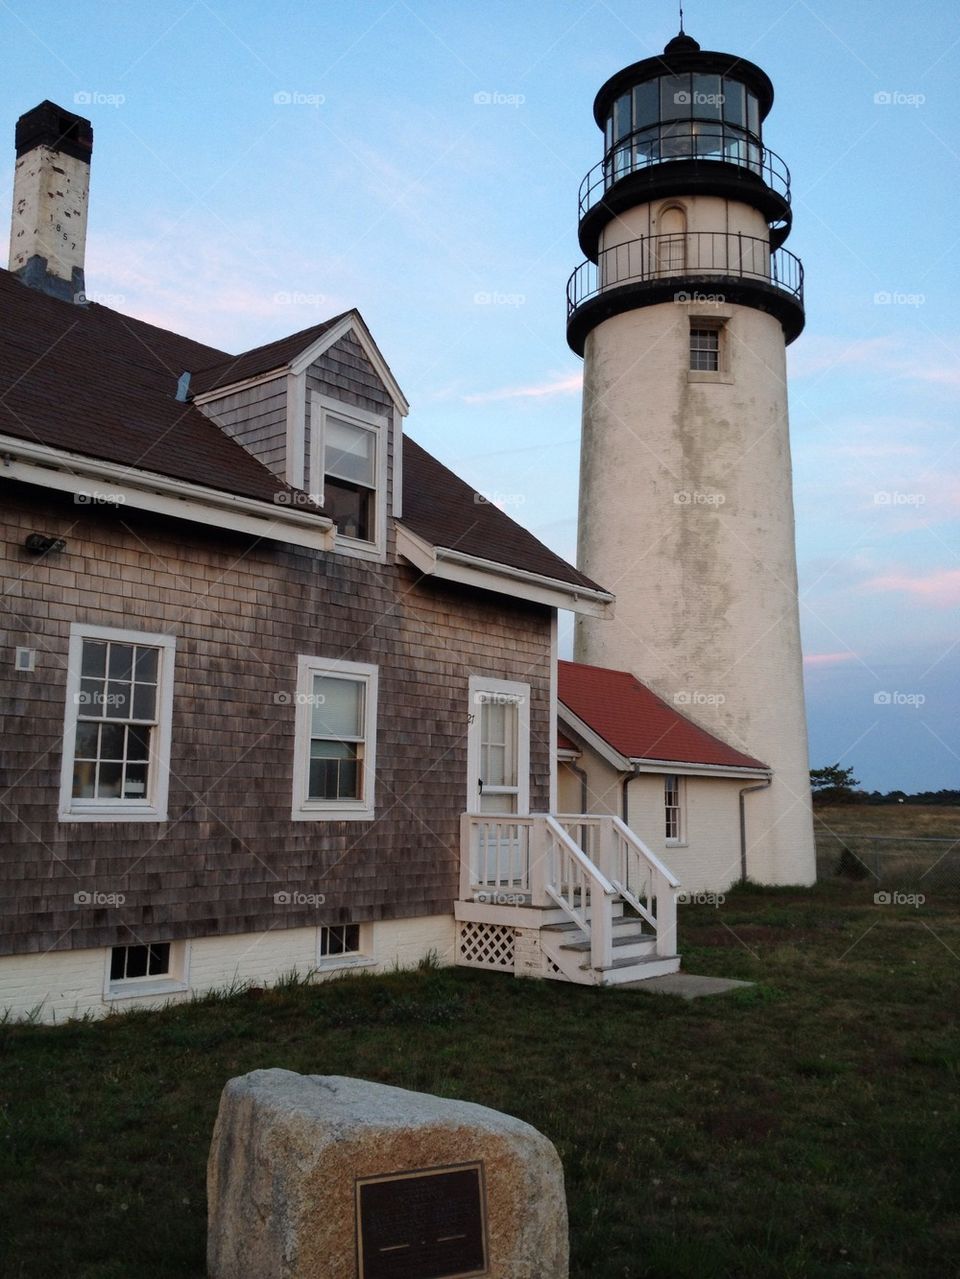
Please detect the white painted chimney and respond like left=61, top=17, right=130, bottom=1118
left=8, top=100, right=93, bottom=301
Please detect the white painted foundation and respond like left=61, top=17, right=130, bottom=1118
left=0, top=913, right=456, bottom=1025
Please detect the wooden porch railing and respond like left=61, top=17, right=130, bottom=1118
left=460, top=812, right=680, bottom=966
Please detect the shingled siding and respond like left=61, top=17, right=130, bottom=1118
left=0, top=482, right=552, bottom=957
left=198, top=378, right=288, bottom=481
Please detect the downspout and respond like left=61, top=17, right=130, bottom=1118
left=567, top=759, right=589, bottom=814
left=621, top=766, right=642, bottom=824
left=739, top=777, right=772, bottom=883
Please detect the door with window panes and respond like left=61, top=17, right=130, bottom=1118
left=468, top=682, right=530, bottom=887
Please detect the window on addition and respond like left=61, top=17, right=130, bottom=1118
left=690, top=325, right=720, bottom=372
left=664, top=774, right=684, bottom=843
left=110, top=942, right=171, bottom=983
left=323, top=415, right=377, bottom=542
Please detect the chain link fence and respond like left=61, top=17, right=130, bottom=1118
left=816, top=829, right=960, bottom=892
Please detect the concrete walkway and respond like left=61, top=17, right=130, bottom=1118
left=621, top=973, right=753, bottom=999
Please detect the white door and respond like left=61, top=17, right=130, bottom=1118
left=467, top=678, right=531, bottom=888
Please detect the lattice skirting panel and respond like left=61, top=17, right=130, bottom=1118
left=456, top=921, right=516, bottom=972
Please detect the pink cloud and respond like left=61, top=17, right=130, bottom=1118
left=463, top=372, right=582, bottom=404
left=804, top=652, right=859, bottom=668
left=863, top=569, right=960, bottom=608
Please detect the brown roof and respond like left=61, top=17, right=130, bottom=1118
left=400, top=436, right=606, bottom=593
left=190, top=312, right=350, bottom=396
left=559, top=660, right=767, bottom=770
left=1, top=272, right=603, bottom=591
left=0, top=268, right=306, bottom=506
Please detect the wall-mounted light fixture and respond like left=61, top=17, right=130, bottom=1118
left=24, top=533, right=67, bottom=554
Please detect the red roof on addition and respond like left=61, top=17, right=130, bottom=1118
left=558, top=660, right=767, bottom=771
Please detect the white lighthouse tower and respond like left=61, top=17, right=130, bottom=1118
left=569, top=29, right=816, bottom=885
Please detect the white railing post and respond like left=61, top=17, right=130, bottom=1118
left=459, top=813, right=474, bottom=901
left=591, top=891, right=615, bottom=971
left=529, top=816, right=549, bottom=907
left=655, top=871, right=678, bottom=958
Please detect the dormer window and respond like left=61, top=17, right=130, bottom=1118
left=309, top=392, right=388, bottom=560
left=323, top=416, right=376, bottom=541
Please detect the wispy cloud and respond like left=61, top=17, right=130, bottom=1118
left=863, top=568, right=960, bottom=608
left=804, top=651, right=860, bottom=668
left=791, top=334, right=960, bottom=388
left=463, top=371, right=582, bottom=403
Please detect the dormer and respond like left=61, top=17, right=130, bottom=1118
left=191, top=310, right=408, bottom=562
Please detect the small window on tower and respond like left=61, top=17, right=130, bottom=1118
left=690, top=325, right=721, bottom=372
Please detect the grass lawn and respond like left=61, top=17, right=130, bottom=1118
left=3, top=867, right=960, bottom=1275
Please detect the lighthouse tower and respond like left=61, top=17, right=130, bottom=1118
left=569, top=30, right=815, bottom=885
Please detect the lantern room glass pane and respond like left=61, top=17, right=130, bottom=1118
left=722, top=80, right=745, bottom=127
left=661, top=74, right=690, bottom=119
left=613, top=93, right=632, bottom=140
left=632, top=79, right=658, bottom=130
left=692, top=73, right=722, bottom=119
left=747, top=92, right=760, bottom=136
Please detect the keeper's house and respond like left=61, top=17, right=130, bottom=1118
left=0, top=101, right=694, bottom=1022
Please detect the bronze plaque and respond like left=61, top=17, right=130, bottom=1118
left=356, top=1161, right=488, bottom=1279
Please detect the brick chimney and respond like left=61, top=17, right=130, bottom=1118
left=8, top=100, right=93, bottom=302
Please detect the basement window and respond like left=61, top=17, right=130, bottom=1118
left=317, top=923, right=373, bottom=969
left=105, top=941, right=189, bottom=1000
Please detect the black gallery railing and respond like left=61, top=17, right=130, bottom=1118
left=566, top=231, right=804, bottom=317
left=579, top=125, right=792, bottom=219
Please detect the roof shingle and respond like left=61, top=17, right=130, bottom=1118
left=559, top=659, right=767, bottom=770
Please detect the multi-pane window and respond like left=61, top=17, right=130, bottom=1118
left=319, top=924, right=361, bottom=959
left=73, top=639, right=158, bottom=801
left=292, top=657, right=378, bottom=820
left=324, top=415, right=376, bottom=542
left=690, top=326, right=720, bottom=372
left=308, top=675, right=366, bottom=801
left=665, top=775, right=683, bottom=842
left=110, top=942, right=171, bottom=982
left=60, top=625, right=175, bottom=821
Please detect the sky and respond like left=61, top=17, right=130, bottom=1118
left=1, top=0, right=957, bottom=793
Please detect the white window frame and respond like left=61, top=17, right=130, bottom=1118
left=59, top=624, right=176, bottom=823
left=664, top=773, right=687, bottom=846
left=292, top=655, right=379, bottom=821
left=308, top=392, right=388, bottom=562
left=316, top=922, right=375, bottom=971
left=466, top=676, right=531, bottom=815
left=102, top=939, right=190, bottom=1002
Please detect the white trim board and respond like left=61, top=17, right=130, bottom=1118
left=1, top=435, right=335, bottom=552
left=396, top=523, right=614, bottom=617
